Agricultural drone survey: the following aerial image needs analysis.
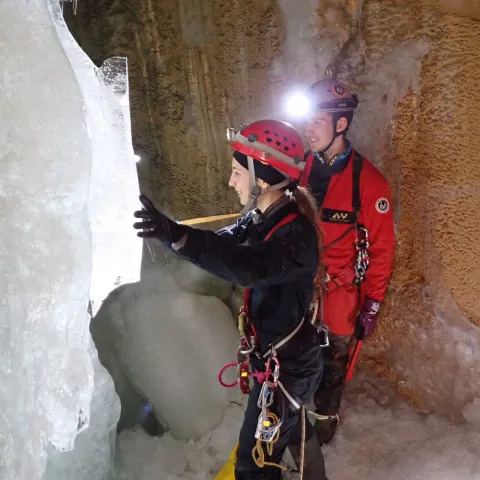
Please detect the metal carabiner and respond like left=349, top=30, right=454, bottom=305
left=257, top=381, right=276, bottom=409
left=238, top=337, right=256, bottom=357
left=270, top=356, right=280, bottom=384
left=317, top=323, right=330, bottom=347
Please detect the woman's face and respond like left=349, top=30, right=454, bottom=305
left=228, top=157, right=251, bottom=206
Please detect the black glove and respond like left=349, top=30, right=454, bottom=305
left=133, top=194, right=186, bottom=245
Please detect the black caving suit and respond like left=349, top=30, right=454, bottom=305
left=171, top=196, right=328, bottom=480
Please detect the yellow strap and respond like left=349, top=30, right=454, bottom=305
left=179, top=213, right=241, bottom=226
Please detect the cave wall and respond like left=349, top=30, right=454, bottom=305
left=65, top=0, right=480, bottom=416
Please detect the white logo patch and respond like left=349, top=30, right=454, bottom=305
left=375, top=197, right=390, bottom=214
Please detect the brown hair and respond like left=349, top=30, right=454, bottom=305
left=292, top=186, right=323, bottom=304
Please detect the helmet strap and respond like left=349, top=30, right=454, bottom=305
left=266, top=178, right=291, bottom=191
left=241, top=156, right=261, bottom=214
left=240, top=156, right=290, bottom=214
left=317, top=116, right=345, bottom=164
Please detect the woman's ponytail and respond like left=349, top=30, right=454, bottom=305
left=292, top=187, right=323, bottom=304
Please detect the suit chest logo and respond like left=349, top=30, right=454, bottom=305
left=321, top=208, right=356, bottom=224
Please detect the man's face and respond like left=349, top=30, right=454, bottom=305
left=228, top=157, right=251, bottom=206
left=305, top=112, right=335, bottom=152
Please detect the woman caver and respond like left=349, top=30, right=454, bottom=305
left=133, top=119, right=329, bottom=480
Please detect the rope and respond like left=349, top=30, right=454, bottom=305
left=299, top=405, right=306, bottom=480
left=217, top=362, right=240, bottom=388
left=252, top=411, right=288, bottom=471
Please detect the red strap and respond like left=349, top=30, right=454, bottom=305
left=243, top=212, right=299, bottom=324
left=324, top=265, right=357, bottom=291
left=264, top=212, right=299, bottom=241
left=299, top=152, right=315, bottom=187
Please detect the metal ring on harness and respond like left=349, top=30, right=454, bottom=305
left=238, top=340, right=255, bottom=356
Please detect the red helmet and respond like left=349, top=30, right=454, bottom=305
left=309, top=79, right=358, bottom=113
left=230, top=119, right=305, bottom=181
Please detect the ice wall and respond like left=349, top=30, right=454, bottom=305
left=44, top=346, right=120, bottom=480
left=49, top=2, right=141, bottom=315
left=0, top=1, right=140, bottom=479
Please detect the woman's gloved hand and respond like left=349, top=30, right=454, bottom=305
left=133, top=194, right=186, bottom=245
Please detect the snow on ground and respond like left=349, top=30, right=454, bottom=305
left=113, top=376, right=480, bottom=479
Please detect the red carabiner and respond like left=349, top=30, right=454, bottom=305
left=263, top=355, right=281, bottom=387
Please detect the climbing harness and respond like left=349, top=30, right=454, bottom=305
left=217, top=212, right=299, bottom=395
left=217, top=212, right=297, bottom=403
left=317, top=151, right=370, bottom=290
left=217, top=211, right=326, bottom=474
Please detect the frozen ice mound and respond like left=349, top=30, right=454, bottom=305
left=106, top=283, right=241, bottom=440
left=171, top=260, right=233, bottom=301
left=0, top=1, right=140, bottom=479
left=91, top=236, right=240, bottom=438
left=140, top=238, right=233, bottom=301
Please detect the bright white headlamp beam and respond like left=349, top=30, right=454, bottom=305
left=283, top=92, right=312, bottom=119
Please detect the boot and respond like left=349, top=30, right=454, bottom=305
left=288, top=436, right=329, bottom=480
left=313, top=413, right=339, bottom=445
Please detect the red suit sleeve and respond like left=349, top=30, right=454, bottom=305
left=359, top=164, right=396, bottom=302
